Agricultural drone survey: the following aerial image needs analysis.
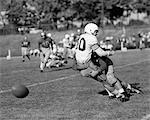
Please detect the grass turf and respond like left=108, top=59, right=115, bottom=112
left=0, top=49, right=150, bottom=120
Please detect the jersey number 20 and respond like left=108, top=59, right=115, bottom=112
left=79, top=38, right=86, bottom=51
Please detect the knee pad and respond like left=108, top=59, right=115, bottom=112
left=106, top=73, right=117, bottom=86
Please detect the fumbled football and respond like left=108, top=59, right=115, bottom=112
left=12, top=84, right=29, bottom=98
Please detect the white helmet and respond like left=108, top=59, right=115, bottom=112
left=40, top=32, right=45, bottom=38
left=84, top=23, right=99, bottom=35
left=65, top=34, right=70, bottom=39
left=47, top=33, right=52, bottom=38
left=70, top=33, right=74, bottom=37
left=24, top=36, right=28, bottom=40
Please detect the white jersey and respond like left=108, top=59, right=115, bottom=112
left=75, top=33, right=98, bottom=63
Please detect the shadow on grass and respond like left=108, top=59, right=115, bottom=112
left=98, top=82, right=142, bottom=101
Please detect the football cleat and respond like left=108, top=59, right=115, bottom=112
left=117, top=92, right=129, bottom=102
left=109, top=95, right=116, bottom=99
left=130, top=87, right=141, bottom=94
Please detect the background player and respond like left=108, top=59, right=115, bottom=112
left=21, top=35, right=31, bottom=62
left=38, top=32, right=53, bottom=72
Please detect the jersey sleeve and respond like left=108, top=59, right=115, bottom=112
left=90, top=36, right=99, bottom=49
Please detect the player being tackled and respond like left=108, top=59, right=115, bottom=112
left=73, top=23, right=140, bottom=102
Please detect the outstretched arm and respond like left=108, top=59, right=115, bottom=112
left=91, top=43, right=114, bottom=57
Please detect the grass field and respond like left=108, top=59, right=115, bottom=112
left=0, top=49, right=150, bottom=120
left=0, top=26, right=150, bottom=57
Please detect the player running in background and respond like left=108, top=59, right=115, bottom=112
left=38, top=32, right=53, bottom=72
left=73, top=23, right=129, bottom=101
left=46, top=32, right=56, bottom=53
left=21, top=35, right=31, bottom=62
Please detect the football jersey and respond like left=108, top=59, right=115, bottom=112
left=21, top=40, right=30, bottom=47
left=39, top=37, right=52, bottom=48
left=75, top=33, right=98, bottom=63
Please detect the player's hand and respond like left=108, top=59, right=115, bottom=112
left=107, top=50, right=115, bottom=56
left=110, top=50, right=115, bottom=55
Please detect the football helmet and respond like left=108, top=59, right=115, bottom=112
left=65, top=34, right=70, bottom=39
left=47, top=33, right=52, bottom=38
left=84, top=23, right=99, bottom=36
left=40, top=32, right=46, bottom=38
left=71, top=33, right=74, bottom=37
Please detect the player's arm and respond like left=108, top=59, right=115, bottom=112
left=91, top=43, right=113, bottom=56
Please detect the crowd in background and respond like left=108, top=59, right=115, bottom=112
left=21, top=29, right=150, bottom=64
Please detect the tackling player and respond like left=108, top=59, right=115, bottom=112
left=21, top=35, right=31, bottom=62
left=92, top=52, right=141, bottom=100
left=73, top=23, right=128, bottom=101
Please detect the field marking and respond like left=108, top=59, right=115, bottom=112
left=141, top=114, right=150, bottom=120
left=0, top=59, right=150, bottom=94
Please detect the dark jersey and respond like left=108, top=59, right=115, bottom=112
left=21, top=40, right=30, bottom=47
left=38, top=37, right=53, bottom=48
left=91, top=52, right=113, bottom=73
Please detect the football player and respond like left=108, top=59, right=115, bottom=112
left=92, top=52, right=141, bottom=100
left=47, top=33, right=55, bottom=50
left=21, top=35, right=31, bottom=62
left=33, top=49, right=40, bottom=57
left=62, top=34, right=71, bottom=63
left=46, top=54, right=65, bottom=68
left=38, top=32, right=52, bottom=72
left=73, top=23, right=128, bottom=101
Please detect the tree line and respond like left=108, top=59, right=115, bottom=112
left=1, top=0, right=150, bottom=29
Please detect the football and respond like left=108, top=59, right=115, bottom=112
left=12, top=84, right=29, bottom=98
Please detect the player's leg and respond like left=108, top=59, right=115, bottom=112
left=39, top=49, right=45, bottom=72
left=106, top=66, right=125, bottom=95
left=78, top=59, right=123, bottom=100
left=63, top=47, right=68, bottom=63
left=26, top=48, right=30, bottom=60
left=42, top=48, right=51, bottom=70
left=98, top=56, right=129, bottom=100
left=116, top=77, right=141, bottom=94
left=46, top=58, right=52, bottom=68
left=21, top=47, right=25, bottom=62
left=80, top=60, right=117, bottom=95
left=80, top=59, right=107, bottom=77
